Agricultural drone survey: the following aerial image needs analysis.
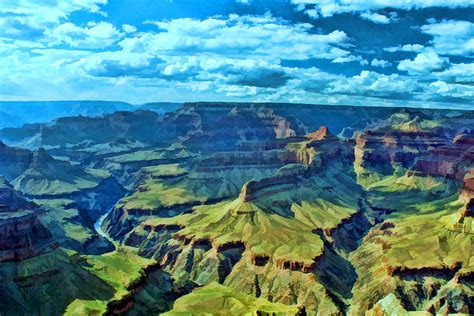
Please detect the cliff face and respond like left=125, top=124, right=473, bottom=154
left=98, top=109, right=473, bottom=314
left=0, top=211, right=58, bottom=262
left=0, top=178, right=57, bottom=263
left=350, top=116, right=474, bottom=315
left=0, top=103, right=473, bottom=315
left=181, top=105, right=305, bottom=152
left=355, top=127, right=474, bottom=181
left=108, top=127, right=365, bottom=313
left=0, top=177, right=33, bottom=211
left=0, top=138, right=127, bottom=261
left=0, top=142, right=32, bottom=180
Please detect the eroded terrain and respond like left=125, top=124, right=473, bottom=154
left=0, top=102, right=472, bottom=315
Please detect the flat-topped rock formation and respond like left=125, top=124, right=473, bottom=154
left=305, top=126, right=333, bottom=141
left=0, top=103, right=472, bottom=315
left=356, top=126, right=474, bottom=181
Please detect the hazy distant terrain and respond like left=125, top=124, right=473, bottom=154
left=0, top=101, right=181, bottom=128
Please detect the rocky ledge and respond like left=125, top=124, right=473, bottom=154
left=0, top=179, right=57, bottom=262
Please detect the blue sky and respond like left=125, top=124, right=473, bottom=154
left=0, top=0, right=473, bottom=109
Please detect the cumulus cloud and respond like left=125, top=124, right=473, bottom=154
left=384, top=44, right=425, bottom=53
left=326, top=70, right=422, bottom=99
left=420, top=20, right=474, bottom=56
left=360, top=12, right=398, bottom=24
left=332, top=55, right=366, bottom=64
left=123, top=15, right=350, bottom=61
left=72, top=14, right=353, bottom=92
left=80, top=53, right=291, bottom=89
left=371, top=59, right=392, bottom=68
left=384, top=20, right=473, bottom=57
left=216, top=85, right=257, bottom=97
left=200, top=59, right=291, bottom=88
left=436, top=63, right=474, bottom=83
left=293, top=0, right=473, bottom=18
left=398, top=51, right=450, bottom=74
left=428, top=80, right=474, bottom=99
left=2, top=1, right=473, bottom=107
left=0, top=16, right=45, bottom=40
left=47, top=22, right=123, bottom=49
left=0, top=0, right=108, bottom=40
left=85, top=56, right=167, bottom=78
left=122, top=24, right=137, bottom=33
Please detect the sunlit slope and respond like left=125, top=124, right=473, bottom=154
left=163, top=282, right=303, bottom=316
left=116, top=129, right=366, bottom=313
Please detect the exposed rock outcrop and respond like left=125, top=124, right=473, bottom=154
left=0, top=178, right=57, bottom=262
left=355, top=127, right=474, bottom=182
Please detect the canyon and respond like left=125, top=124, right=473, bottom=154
left=0, top=102, right=472, bottom=315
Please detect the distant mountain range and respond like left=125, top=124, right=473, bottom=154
left=0, top=101, right=181, bottom=128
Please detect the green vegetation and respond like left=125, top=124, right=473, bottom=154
left=0, top=249, right=114, bottom=316
left=292, top=198, right=356, bottom=230
left=350, top=171, right=473, bottom=314
left=163, top=282, right=301, bottom=316
left=156, top=198, right=324, bottom=265
left=32, top=198, right=95, bottom=246
left=64, top=222, right=94, bottom=241
left=65, top=246, right=155, bottom=315
left=392, top=116, right=440, bottom=131
left=119, top=181, right=206, bottom=210
left=441, top=211, right=474, bottom=234
left=144, top=162, right=362, bottom=270
left=12, top=167, right=109, bottom=196
left=107, top=148, right=192, bottom=163
left=364, top=172, right=444, bottom=192
left=367, top=294, right=432, bottom=316
left=84, top=246, right=154, bottom=297
left=142, top=163, right=188, bottom=177
left=1, top=103, right=472, bottom=315
left=118, top=166, right=278, bottom=211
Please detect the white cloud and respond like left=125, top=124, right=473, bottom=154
left=0, top=0, right=108, bottom=39
left=198, top=58, right=291, bottom=88
left=216, top=85, right=257, bottom=97
left=122, top=24, right=137, bottom=33
left=398, top=51, right=449, bottom=74
left=2, top=3, right=472, bottom=107
left=123, top=15, right=350, bottom=61
left=47, top=22, right=123, bottom=49
left=292, top=0, right=473, bottom=18
left=332, top=55, right=366, bottom=64
left=371, top=59, right=392, bottom=68
left=384, top=20, right=473, bottom=57
left=360, top=11, right=398, bottom=24
left=326, top=70, right=421, bottom=99
left=305, top=9, right=319, bottom=19
left=436, top=63, right=474, bottom=83
left=421, top=20, right=474, bottom=56
left=428, top=80, right=474, bottom=99
left=384, top=44, right=425, bottom=53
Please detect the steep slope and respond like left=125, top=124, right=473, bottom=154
left=108, top=127, right=367, bottom=314
left=0, top=179, right=113, bottom=316
left=350, top=113, right=474, bottom=315
left=0, top=177, right=57, bottom=262
left=0, top=249, right=116, bottom=316
left=0, top=141, right=127, bottom=256
left=0, top=103, right=472, bottom=315
left=163, top=282, right=303, bottom=315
